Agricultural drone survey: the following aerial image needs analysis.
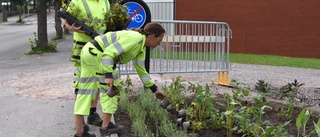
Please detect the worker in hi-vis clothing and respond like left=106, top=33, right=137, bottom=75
left=61, top=0, right=110, bottom=133
left=74, top=22, right=166, bottom=137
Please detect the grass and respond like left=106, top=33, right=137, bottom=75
left=230, top=53, right=320, bottom=70
left=152, top=50, right=320, bottom=70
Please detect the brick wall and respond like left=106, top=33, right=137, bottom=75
left=175, top=0, right=320, bottom=59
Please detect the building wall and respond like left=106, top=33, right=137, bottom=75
left=175, top=0, right=320, bottom=59
left=145, top=0, right=174, bottom=20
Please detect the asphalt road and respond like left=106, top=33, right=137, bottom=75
left=0, top=12, right=93, bottom=137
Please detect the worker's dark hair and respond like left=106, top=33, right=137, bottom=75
left=131, top=22, right=165, bottom=37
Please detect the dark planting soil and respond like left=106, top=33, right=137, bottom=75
left=114, top=94, right=320, bottom=137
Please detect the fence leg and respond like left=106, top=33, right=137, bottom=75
left=215, top=72, right=230, bottom=86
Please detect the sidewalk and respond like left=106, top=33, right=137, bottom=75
left=0, top=24, right=118, bottom=137
left=1, top=13, right=36, bottom=25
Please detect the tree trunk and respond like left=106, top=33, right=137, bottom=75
left=37, top=0, right=48, bottom=48
left=33, top=0, right=36, bottom=11
left=54, top=0, right=63, bottom=39
left=19, top=5, right=22, bottom=21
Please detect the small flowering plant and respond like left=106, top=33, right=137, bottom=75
left=104, top=3, right=130, bottom=31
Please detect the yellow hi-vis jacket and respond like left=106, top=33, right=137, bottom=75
left=93, top=30, right=158, bottom=92
left=67, top=0, right=110, bottom=42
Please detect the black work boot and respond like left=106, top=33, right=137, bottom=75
left=87, top=112, right=103, bottom=126
left=74, top=131, right=96, bottom=137
left=100, top=122, right=124, bottom=136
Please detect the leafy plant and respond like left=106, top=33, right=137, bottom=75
left=119, top=88, right=188, bottom=137
left=261, top=120, right=290, bottom=137
left=104, top=2, right=130, bottom=31
left=296, top=108, right=311, bottom=137
left=279, top=96, right=297, bottom=119
left=122, top=75, right=133, bottom=94
left=220, top=92, right=242, bottom=137
left=162, top=76, right=188, bottom=111
left=255, top=80, right=272, bottom=93
left=278, top=79, right=305, bottom=99
left=185, top=84, right=216, bottom=131
left=253, top=80, right=272, bottom=107
left=62, top=0, right=105, bottom=30
left=26, top=32, right=57, bottom=55
left=313, top=119, right=320, bottom=137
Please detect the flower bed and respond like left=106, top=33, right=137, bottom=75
left=115, top=76, right=320, bottom=137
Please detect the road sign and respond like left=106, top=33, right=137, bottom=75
left=123, top=0, right=151, bottom=29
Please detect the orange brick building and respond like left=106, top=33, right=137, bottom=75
left=175, top=0, right=320, bottom=59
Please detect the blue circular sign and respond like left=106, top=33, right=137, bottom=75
left=124, top=2, right=147, bottom=29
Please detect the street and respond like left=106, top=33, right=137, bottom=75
left=0, top=11, right=56, bottom=61
left=0, top=10, right=119, bottom=136
left=0, top=11, right=81, bottom=137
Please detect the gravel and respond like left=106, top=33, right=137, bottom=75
left=4, top=61, right=320, bottom=111
left=150, top=63, right=320, bottom=107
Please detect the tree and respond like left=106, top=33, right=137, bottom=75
left=37, top=0, right=48, bottom=48
left=10, top=0, right=24, bottom=22
left=53, top=0, right=63, bottom=39
left=47, top=0, right=51, bottom=12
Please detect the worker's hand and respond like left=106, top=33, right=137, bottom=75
left=105, top=78, right=114, bottom=89
left=154, top=89, right=164, bottom=99
left=60, top=18, right=84, bottom=33
left=70, top=23, right=85, bottom=33
left=61, top=18, right=67, bottom=26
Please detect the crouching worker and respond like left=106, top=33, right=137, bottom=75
left=74, top=22, right=166, bottom=137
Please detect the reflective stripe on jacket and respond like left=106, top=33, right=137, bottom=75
left=67, top=0, right=110, bottom=42
left=94, top=30, right=155, bottom=88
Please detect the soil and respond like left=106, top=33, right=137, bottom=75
left=114, top=93, right=320, bottom=137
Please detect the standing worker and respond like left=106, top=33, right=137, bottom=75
left=61, top=0, right=109, bottom=133
left=74, top=22, right=166, bottom=137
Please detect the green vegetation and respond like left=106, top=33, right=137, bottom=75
left=152, top=50, right=320, bottom=70
left=229, top=53, right=320, bottom=70
left=119, top=75, right=320, bottom=136
left=119, top=76, right=188, bottom=137
left=26, top=32, right=57, bottom=55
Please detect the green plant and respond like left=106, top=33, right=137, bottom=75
left=119, top=88, right=187, bottom=137
left=185, top=84, right=216, bottom=131
left=104, top=2, right=130, bottom=31
left=162, top=76, right=188, bottom=111
left=251, top=106, right=273, bottom=136
left=252, top=80, right=272, bottom=107
left=26, top=32, right=57, bottom=55
left=192, top=84, right=213, bottom=119
left=278, top=79, right=305, bottom=99
left=220, top=92, right=242, bottom=137
left=278, top=96, right=297, bottom=119
left=62, top=0, right=105, bottom=30
left=261, top=121, right=290, bottom=137
left=296, top=108, right=311, bottom=137
left=16, top=19, right=25, bottom=24
left=255, top=80, right=272, bottom=93
left=229, top=79, right=250, bottom=101
left=208, top=109, right=224, bottom=130
left=313, top=119, right=320, bottom=137
left=122, top=75, right=133, bottom=94
left=120, top=92, right=154, bottom=137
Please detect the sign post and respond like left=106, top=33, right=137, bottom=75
left=122, top=0, right=151, bottom=73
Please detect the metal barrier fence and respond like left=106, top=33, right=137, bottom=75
left=119, top=20, right=232, bottom=85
